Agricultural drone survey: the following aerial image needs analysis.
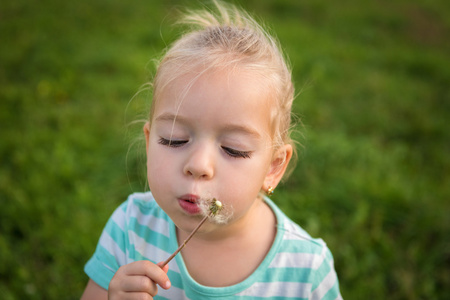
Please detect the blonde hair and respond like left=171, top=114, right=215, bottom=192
left=149, top=1, right=298, bottom=178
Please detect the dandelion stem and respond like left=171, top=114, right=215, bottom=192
left=160, top=211, right=212, bottom=267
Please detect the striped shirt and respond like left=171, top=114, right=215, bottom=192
left=84, top=192, right=342, bottom=299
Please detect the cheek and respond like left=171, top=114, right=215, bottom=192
left=146, top=146, right=171, bottom=189
left=221, top=161, right=268, bottom=205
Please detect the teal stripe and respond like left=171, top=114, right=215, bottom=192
left=323, top=280, right=340, bottom=300
left=135, top=200, right=166, bottom=218
left=282, top=240, right=325, bottom=255
left=131, top=194, right=170, bottom=221
left=325, top=247, right=334, bottom=261
left=167, top=269, right=184, bottom=289
left=128, top=217, right=171, bottom=250
left=105, top=218, right=128, bottom=253
left=132, top=249, right=147, bottom=261
left=95, top=244, right=121, bottom=271
left=84, top=255, right=115, bottom=290
left=260, top=267, right=312, bottom=283
left=116, top=200, right=128, bottom=213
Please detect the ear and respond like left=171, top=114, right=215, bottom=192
left=263, top=144, right=293, bottom=191
left=143, top=122, right=151, bottom=154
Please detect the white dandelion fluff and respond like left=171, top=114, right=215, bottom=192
left=198, top=197, right=233, bottom=225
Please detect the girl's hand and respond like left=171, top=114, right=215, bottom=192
left=108, top=260, right=171, bottom=300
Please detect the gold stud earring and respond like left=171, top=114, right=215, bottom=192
left=267, top=186, right=274, bottom=197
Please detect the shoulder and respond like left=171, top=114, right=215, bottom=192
left=101, top=191, right=172, bottom=260
left=112, top=192, right=170, bottom=233
left=113, top=192, right=166, bottom=220
left=280, top=216, right=330, bottom=255
left=265, top=197, right=329, bottom=258
left=84, top=192, right=172, bottom=290
left=121, top=191, right=161, bottom=212
left=273, top=213, right=334, bottom=270
left=267, top=199, right=342, bottom=299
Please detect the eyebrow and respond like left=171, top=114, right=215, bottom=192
left=155, top=112, right=262, bottom=139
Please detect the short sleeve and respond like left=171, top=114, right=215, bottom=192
left=310, top=246, right=343, bottom=300
left=84, top=201, right=130, bottom=290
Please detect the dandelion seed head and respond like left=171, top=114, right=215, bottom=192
left=198, top=196, right=233, bottom=225
left=209, top=199, right=222, bottom=215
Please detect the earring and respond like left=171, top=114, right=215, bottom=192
left=266, top=186, right=275, bottom=197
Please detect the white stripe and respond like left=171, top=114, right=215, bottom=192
left=283, top=219, right=300, bottom=234
left=99, top=231, right=127, bottom=266
left=282, top=219, right=316, bottom=241
left=111, top=207, right=126, bottom=231
left=311, top=269, right=338, bottom=300
left=131, top=192, right=154, bottom=201
left=269, top=252, right=323, bottom=269
left=236, top=281, right=311, bottom=298
left=102, top=262, right=116, bottom=273
left=134, top=211, right=170, bottom=238
left=127, top=194, right=171, bottom=238
left=128, top=230, right=180, bottom=273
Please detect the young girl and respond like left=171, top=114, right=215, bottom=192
left=81, top=1, right=342, bottom=299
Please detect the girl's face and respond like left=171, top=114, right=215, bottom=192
left=144, top=69, right=291, bottom=234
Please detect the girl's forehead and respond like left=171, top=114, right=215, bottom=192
left=152, top=68, right=274, bottom=135
left=157, top=67, right=271, bottom=104
left=157, top=69, right=269, bottom=110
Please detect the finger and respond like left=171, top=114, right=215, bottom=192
left=125, top=260, right=171, bottom=290
left=121, top=275, right=158, bottom=294
left=109, top=273, right=158, bottom=299
left=122, top=292, right=153, bottom=300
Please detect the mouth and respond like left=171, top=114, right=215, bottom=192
left=178, top=194, right=201, bottom=214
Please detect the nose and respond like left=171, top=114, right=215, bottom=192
left=183, top=143, right=215, bottom=180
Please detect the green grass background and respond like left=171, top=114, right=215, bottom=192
left=1, top=0, right=449, bottom=299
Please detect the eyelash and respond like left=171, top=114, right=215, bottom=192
left=222, top=146, right=252, bottom=159
left=158, top=138, right=252, bottom=159
left=158, top=137, right=187, bottom=148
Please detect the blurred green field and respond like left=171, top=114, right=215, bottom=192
left=1, top=0, right=449, bottom=299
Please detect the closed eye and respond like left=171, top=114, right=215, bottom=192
left=222, top=146, right=252, bottom=159
left=158, top=137, right=188, bottom=148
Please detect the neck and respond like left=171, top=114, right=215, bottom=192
left=175, top=198, right=277, bottom=287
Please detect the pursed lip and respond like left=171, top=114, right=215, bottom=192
left=178, top=194, right=201, bottom=214
left=179, top=194, right=199, bottom=203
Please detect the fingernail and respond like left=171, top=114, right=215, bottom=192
left=165, top=281, right=171, bottom=289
